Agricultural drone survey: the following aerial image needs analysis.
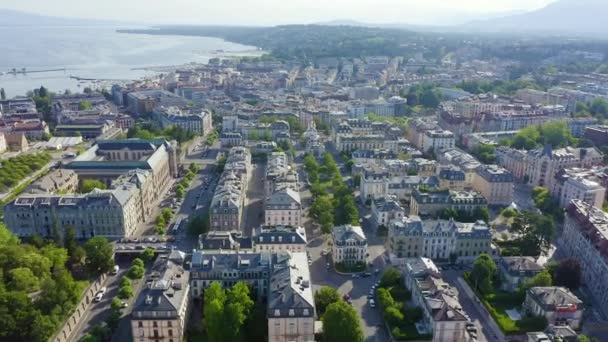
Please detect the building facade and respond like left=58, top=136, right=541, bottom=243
left=387, top=217, right=492, bottom=261
left=473, top=165, right=514, bottom=206
left=331, top=225, right=368, bottom=265
left=562, top=200, right=608, bottom=317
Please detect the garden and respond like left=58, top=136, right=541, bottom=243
left=377, top=268, right=431, bottom=341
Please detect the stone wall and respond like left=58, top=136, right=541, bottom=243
left=52, top=274, right=108, bottom=342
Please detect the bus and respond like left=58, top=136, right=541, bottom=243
left=172, top=217, right=184, bottom=234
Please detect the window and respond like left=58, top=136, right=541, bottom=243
left=153, top=321, right=158, bottom=328
left=168, top=330, right=173, bottom=337
left=138, top=321, right=143, bottom=328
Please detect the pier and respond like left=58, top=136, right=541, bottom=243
left=6, top=68, right=67, bottom=75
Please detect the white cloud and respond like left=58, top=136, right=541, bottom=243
left=0, top=0, right=557, bottom=25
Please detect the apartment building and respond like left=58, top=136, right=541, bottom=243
left=407, top=117, right=440, bottom=149
left=370, top=196, right=405, bottom=227
left=153, top=105, right=213, bottom=135
left=131, top=254, right=190, bottom=342
left=25, top=169, right=79, bottom=194
left=410, top=188, right=487, bottom=217
left=210, top=147, right=251, bottom=232
left=422, top=130, right=455, bottom=153
left=253, top=225, right=307, bottom=253
left=438, top=165, right=468, bottom=191
left=267, top=252, right=315, bottom=342
left=303, top=121, right=324, bottom=158
left=403, top=258, right=469, bottom=341
left=264, top=152, right=302, bottom=227
left=473, top=165, right=514, bottom=206
left=496, top=146, right=603, bottom=188
left=562, top=200, right=608, bottom=317
left=559, top=176, right=605, bottom=208
left=524, top=287, right=583, bottom=330
left=189, top=250, right=316, bottom=342
left=359, top=166, right=390, bottom=201
left=387, top=216, right=492, bottom=261
left=331, top=225, right=368, bottom=265
left=5, top=169, right=154, bottom=239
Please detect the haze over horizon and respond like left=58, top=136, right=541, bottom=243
left=0, top=0, right=555, bottom=26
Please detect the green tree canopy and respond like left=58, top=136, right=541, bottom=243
left=322, top=301, right=364, bottom=342
left=81, top=179, right=107, bottom=193
left=470, top=253, right=497, bottom=295
left=84, top=236, right=114, bottom=275
left=314, top=286, right=341, bottom=316
left=380, top=267, right=402, bottom=288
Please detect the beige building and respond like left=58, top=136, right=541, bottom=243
left=210, top=147, right=251, bottom=232
left=131, top=251, right=190, bottom=342
left=524, top=287, right=583, bottom=330
left=253, top=225, right=307, bottom=253
left=332, top=225, right=368, bottom=265
left=267, top=252, right=315, bottom=342
left=559, top=176, right=605, bottom=209
left=473, top=165, right=514, bottom=206
left=5, top=168, right=154, bottom=239
left=25, top=169, right=79, bottom=194
left=404, top=258, right=469, bottom=341
left=422, top=129, right=455, bottom=153
left=562, top=200, right=608, bottom=317
left=387, top=216, right=492, bottom=261
left=264, top=152, right=302, bottom=227
left=496, top=146, right=603, bottom=189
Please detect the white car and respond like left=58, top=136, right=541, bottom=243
left=94, top=293, right=103, bottom=302
left=369, top=299, right=376, bottom=308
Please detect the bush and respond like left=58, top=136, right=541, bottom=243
left=501, top=208, right=517, bottom=218
left=118, top=285, right=133, bottom=299
left=384, top=306, right=404, bottom=326
left=127, top=265, right=144, bottom=280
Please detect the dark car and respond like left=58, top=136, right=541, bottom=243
left=362, top=272, right=372, bottom=278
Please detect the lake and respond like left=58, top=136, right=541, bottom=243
left=0, top=26, right=259, bottom=97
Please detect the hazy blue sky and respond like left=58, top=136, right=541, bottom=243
left=0, top=0, right=556, bottom=25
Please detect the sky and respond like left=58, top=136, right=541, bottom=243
left=0, top=0, right=556, bottom=26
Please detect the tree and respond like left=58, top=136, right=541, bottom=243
left=470, top=254, right=497, bottom=295
left=353, top=174, right=361, bottom=187
left=314, top=286, right=341, bottom=316
left=204, top=282, right=227, bottom=342
left=540, top=121, right=571, bottom=148
left=323, top=301, right=364, bottom=342
left=590, top=98, right=608, bottom=118
left=84, top=236, right=114, bottom=274
left=578, top=335, right=601, bottom=342
left=0, top=88, right=5, bottom=100
left=419, top=88, right=441, bottom=108
left=376, top=288, right=396, bottom=309
left=81, top=179, right=107, bottom=193
left=78, top=100, right=93, bottom=110
left=501, top=208, right=517, bottom=218
left=140, top=247, right=155, bottom=264
left=319, top=211, right=334, bottom=234
left=8, top=267, right=40, bottom=292
left=521, top=270, right=552, bottom=291
left=224, top=282, right=254, bottom=341
left=511, top=211, right=556, bottom=256
left=111, top=297, right=123, bottom=312
left=188, top=213, right=210, bottom=236
left=119, top=284, right=134, bottom=299
left=38, top=86, right=48, bottom=98
left=175, top=186, right=185, bottom=199
left=380, top=267, right=402, bottom=288
left=552, top=258, right=582, bottom=290
left=161, top=208, right=174, bottom=222
left=384, top=306, right=404, bottom=326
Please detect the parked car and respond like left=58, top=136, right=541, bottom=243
left=369, top=299, right=376, bottom=308
left=111, top=265, right=119, bottom=275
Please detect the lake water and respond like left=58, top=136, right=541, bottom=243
left=0, top=26, right=259, bottom=97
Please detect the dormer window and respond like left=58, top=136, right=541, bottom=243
left=274, top=309, right=281, bottom=316
left=289, top=309, right=295, bottom=316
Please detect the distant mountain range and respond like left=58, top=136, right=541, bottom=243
left=2, top=0, right=608, bottom=37
left=460, top=0, right=608, bottom=37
